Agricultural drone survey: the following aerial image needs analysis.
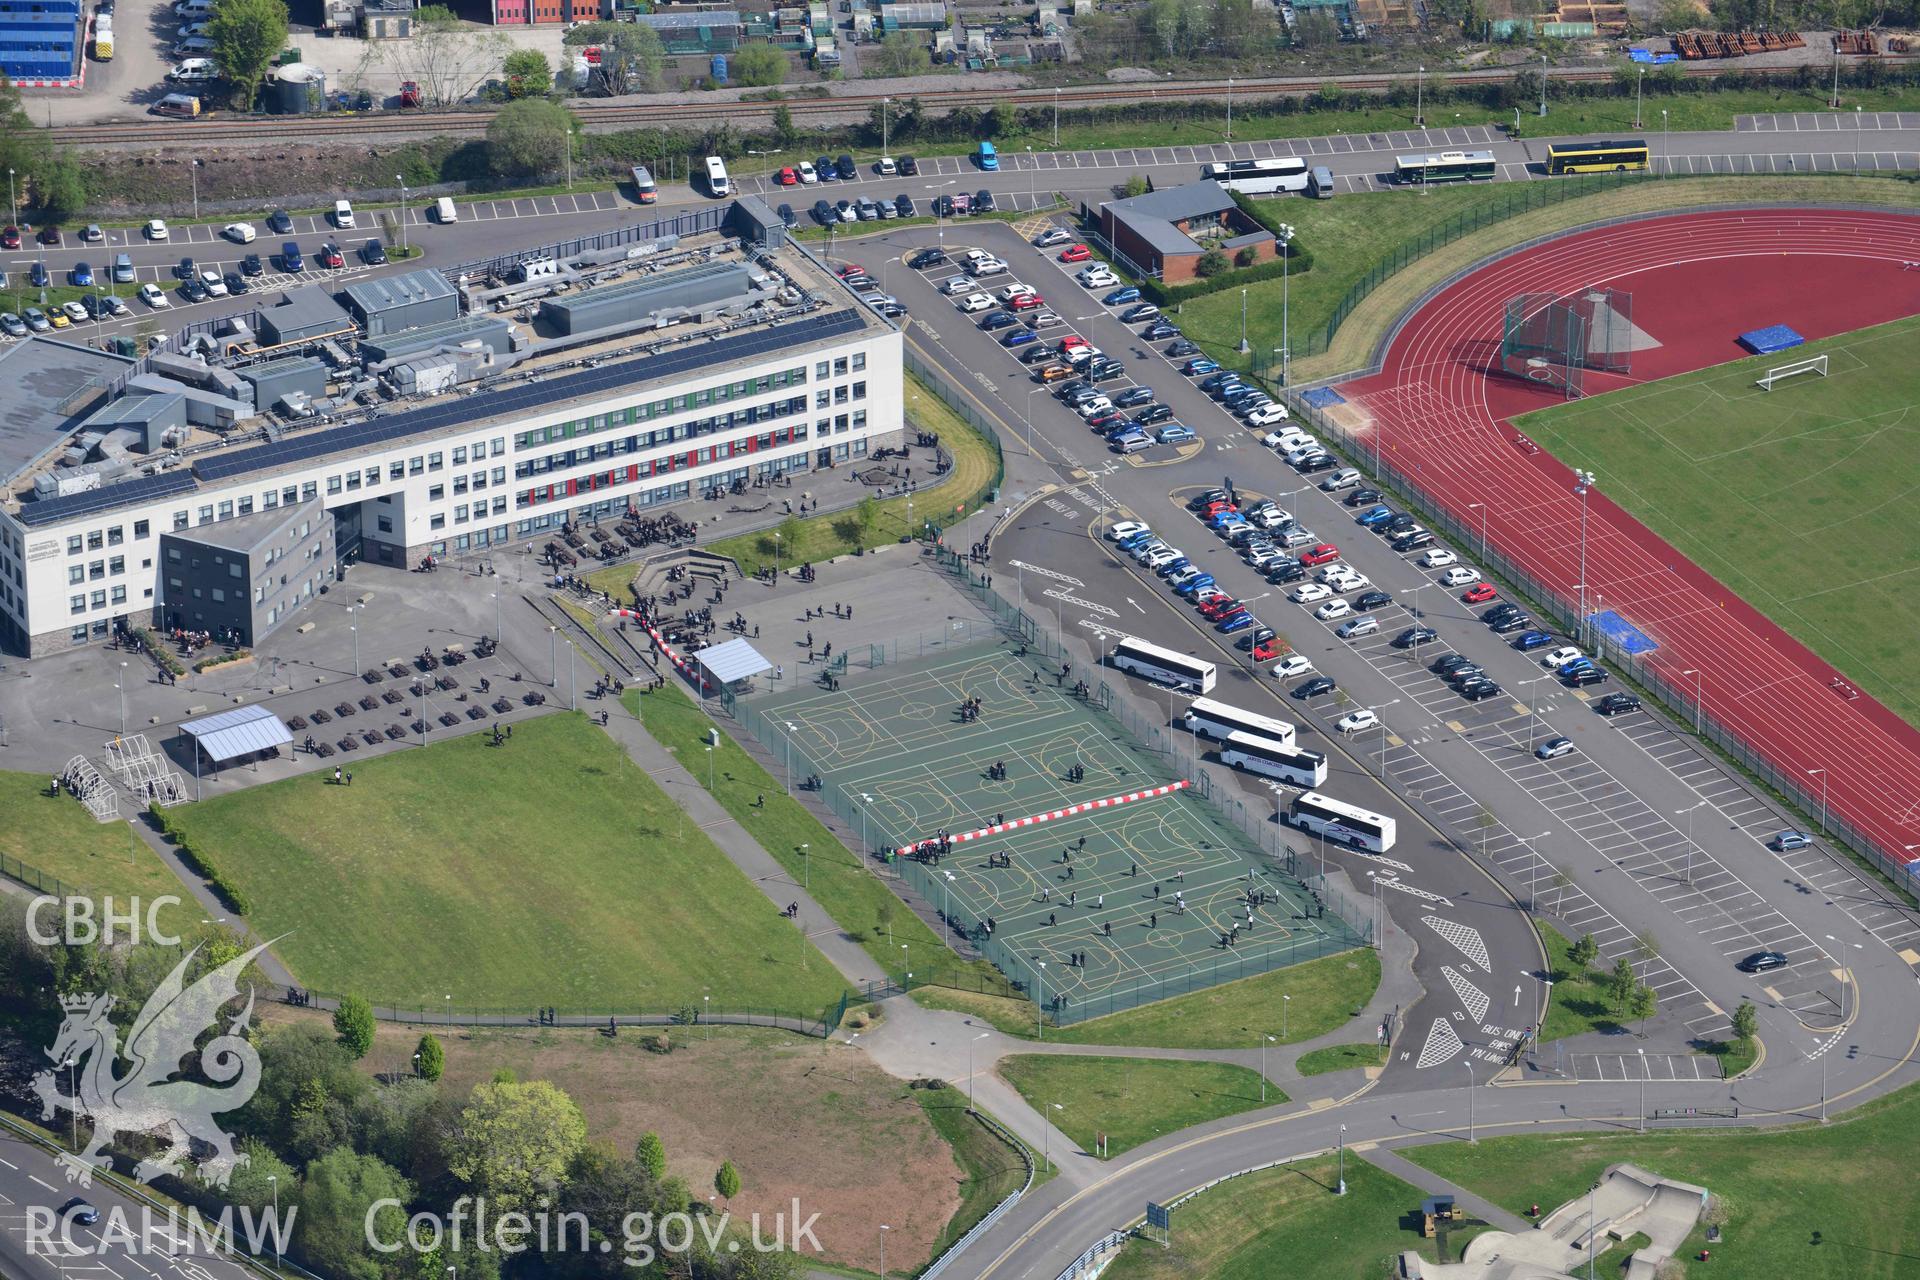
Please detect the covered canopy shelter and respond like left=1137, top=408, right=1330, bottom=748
left=696, top=637, right=772, bottom=692
left=179, top=705, right=293, bottom=774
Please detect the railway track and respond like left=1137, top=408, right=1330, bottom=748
left=48, top=62, right=1824, bottom=147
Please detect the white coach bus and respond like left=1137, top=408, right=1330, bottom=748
left=1109, top=636, right=1217, bottom=693
left=1283, top=790, right=1397, bottom=853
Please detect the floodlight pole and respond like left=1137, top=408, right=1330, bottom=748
left=1539, top=55, right=1548, bottom=117
left=1573, top=470, right=1595, bottom=641
left=1634, top=67, right=1644, bottom=128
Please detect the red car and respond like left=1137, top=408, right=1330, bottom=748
left=1059, top=334, right=1090, bottom=351
left=1462, top=583, right=1499, bottom=604
left=317, top=242, right=346, bottom=268
left=1, top=226, right=18, bottom=249
left=1198, top=597, right=1241, bottom=619
left=835, top=264, right=863, bottom=278
left=777, top=167, right=799, bottom=186
left=1252, top=639, right=1287, bottom=662
left=1300, top=544, right=1340, bottom=567
left=1059, top=244, right=1092, bottom=263
left=1009, top=293, right=1044, bottom=311
left=1199, top=500, right=1236, bottom=517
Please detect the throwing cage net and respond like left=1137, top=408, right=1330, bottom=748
left=1499, top=288, right=1636, bottom=399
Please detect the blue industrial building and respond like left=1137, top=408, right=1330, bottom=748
left=0, top=0, right=82, bottom=85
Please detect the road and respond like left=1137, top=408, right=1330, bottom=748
left=7, top=115, right=1919, bottom=341
left=822, top=214, right=1920, bottom=1278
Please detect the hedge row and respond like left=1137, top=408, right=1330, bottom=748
left=151, top=804, right=254, bottom=916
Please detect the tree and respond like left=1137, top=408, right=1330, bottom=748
left=988, top=100, right=1018, bottom=139
left=415, top=1033, right=444, bottom=1081
left=1195, top=249, right=1230, bottom=278
left=377, top=6, right=511, bottom=109
left=1476, top=806, right=1496, bottom=859
left=1568, top=932, right=1599, bottom=971
left=1628, top=981, right=1658, bottom=1034
left=729, top=44, right=787, bottom=88
left=1606, top=957, right=1639, bottom=1014
left=332, top=994, right=376, bottom=1059
left=207, top=0, right=288, bottom=106
left=33, top=160, right=87, bottom=224
left=873, top=31, right=932, bottom=77
left=771, top=103, right=798, bottom=149
left=714, top=1158, right=741, bottom=1204
left=502, top=48, right=552, bottom=98
left=0, top=76, right=47, bottom=195
left=875, top=896, right=896, bottom=942
left=223, top=1138, right=297, bottom=1213
left=487, top=98, right=575, bottom=180
left=1122, top=174, right=1151, bottom=198
left=1730, top=999, right=1758, bottom=1044
left=594, top=24, right=665, bottom=96
left=855, top=495, right=881, bottom=535
left=775, top=514, right=804, bottom=562
left=447, top=1078, right=588, bottom=1214
left=299, top=1148, right=413, bottom=1280
left=635, top=1131, right=667, bottom=1181
left=1235, top=246, right=1258, bottom=267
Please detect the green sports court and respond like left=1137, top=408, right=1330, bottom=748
left=749, top=643, right=1365, bottom=1022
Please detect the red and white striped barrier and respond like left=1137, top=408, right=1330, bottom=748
left=607, top=608, right=710, bottom=692
left=894, top=779, right=1189, bottom=858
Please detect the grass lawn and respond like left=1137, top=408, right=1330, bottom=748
left=586, top=371, right=998, bottom=598
left=1409, top=1080, right=1920, bottom=1280
left=914, top=947, right=1378, bottom=1049
left=160, top=713, right=849, bottom=1013
left=1536, top=923, right=1628, bottom=1043
left=1174, top=175, right=1920, bottom=386
left=998, top=1055, right=1278, bottom=1160
left=624, top=681, right=1005, bottom=989
left=916, top=1088, right=1034, bottom=1258
left=1295, top=1042, right=1385, bottom=1077
left=1515, top=313, right=1920, bottom=729
left=0, top=772, right=192, bottom=935
left=1100, top=1154, right=1486, bottom=1280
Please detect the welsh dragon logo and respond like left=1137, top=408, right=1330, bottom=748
left=32, top=942, right=272, bottom=1189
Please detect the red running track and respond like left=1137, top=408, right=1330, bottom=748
left=1339, top=208, right=1920, bottom=870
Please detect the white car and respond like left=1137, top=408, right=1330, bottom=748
left=1064, top=346, right=1103, bottom=365
left=1541, top=646, right=1586, bottom=671
left=1267, top=430, right=1314, bottom=452
left=1107, top=521, right=1151, bottom=542
left=1315, top=598, right=1353, bottom=621
left=1284, top=443, right=1325, bottom=467
left=1254, top=507, right=1293, bottom=530
left=967, top=258, right=1008, bottom=277
left=199, top=269, right=227, bottom=297
left=144, top=218, right=169, bottom=241
left=61, top=301, right=89, bottom=324
left=876, top=156, right=898, bottom=175
left=958, top=293, right=994, bottom=313
left=1077, top=267, right=1119, bottom=287
left=1290, top=582, right=1331, bottom=604
left=1320, top=469, right=1362, bottom=492
left=940, top=276, right=974, bottom=296
left=1002, top=283, right=1036, bottom=301
left=797, top=160, right=818, bottom=184
left=222, top=222, right=256, bottom=244
left=1440, top=565, right=1480, bottom=587
left=333, top=198, right=356, bottom=229
left=1336, top=709, right=1380, bottom=734
left=1246, top=404, right=1290, bottom=427
left=1145, top=547, right=1180, bottom=569
left=1420, top=548, right=1459, bottom=569
left=1271, top=654, right=1314, bottom=680
left=138, top=283, right=171, bottom=309
left=1030, top=310, right=1063, bottom=328
left=1075, top=398, right=1114, bottom=419
left=1034, top=228, right=1073, bottom=247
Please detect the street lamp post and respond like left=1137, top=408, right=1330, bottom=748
left=1463, top=1059, right=1475, bottom=1142
left=1682, top=667, right=1704, bottom=733
left=1662, top=109, right=1669, bottom=175
left=269, top=1174, right=281, bottom=1270
left=705, top=743, right=714, bottom=789
left=1637, top=1047, right=1647, bottom=1131
left=1808, top=767, right=1828, bottom=833
left=568, top=638, right=577, bottom=711
left=1415, top=66, right=1424, bottom=127
left=1053, top=88, right=1060, bottom=148
left=1679, top=801, right=1705, bottom=885
left=1282, top=993, right=1291, bottom=1041
left=1573, top=470, right=1595, bottom=640
left=1634, top=67, right=1644, bottom=128
left=549, top=625, right=558, bottom=687
left=1035, top=959, right=1046, bottom=1040
left=1469, top=501, right=1488, bottom=559
left=1226, top=78, right=1233, bottom=141
left=1337, top=1123, right=1347, bottom=1195
left=64, top=1057, right=77, bottom=1149
left=395, top=175, right=410, bottom=255
left=1538, top=54, right=1548, bottom=117
left=1026, top=386, right=1042, bottom=456
left=116, top=661, right=127, bottom=737
left=799, top=842, right=808, bottom=887
left=1261, top=1034, right=1274, bottom=1102
left=878, top=1224, right=889, bottom=1280
left=491, top=591, right=501, bottom=643
left=1277, top=222, right=1295, bottom=385
left=968, top=1031, right=989, bottom=1110
left=1239, top=287, right=1249, bottom=354
left=191, top=158, right=202, bottom=220
left=882, top=97, right=890, bottom=153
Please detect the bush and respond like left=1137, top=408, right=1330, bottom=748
left=193, top=648, right=251, bottom=673
left=152, top=805, right=253, bottom=915
left=1235, top=246, right=1259, bottom=267
left=414, top=1032, right=444, bottom=1080
left=332, top=994, right=376, bottom=1059
left=1195, top=249, right=1230, bottom=278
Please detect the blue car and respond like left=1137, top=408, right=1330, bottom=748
left=1115, top=386, right=1155, bottom=407
left=1158, top=424, right=1196, bottom=444
left=1002, top=329, right=1041, bottom=347
left=1511, top=630, right=1555, bottom=651
left=1103, top=420, right=1144, bottom=440
left=69, top=261, right=93, bottom=287
left=1117, top=531, right=1155, bottom=551
left=1207, top=509, right=1244, bottom=530
left=980, top=311, right=1018, bottom=330
left=1178, top=574, right=1216, bottom=596
left=1157, top=556, right=1191, bottom=577
left=280, top=241, right=304, bottom=272
left=1356, top=505, right=1397, bottom=528
left=1181, top=358, right=1220, bottom=376
left=1217, top=611, right=1258, bottom=633
left=1103, top=286, right=1142, bottom=305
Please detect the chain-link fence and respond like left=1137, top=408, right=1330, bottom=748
left=0, top=854, right=84, bottom=902
left=1286, top=393, right=1920, bottom=899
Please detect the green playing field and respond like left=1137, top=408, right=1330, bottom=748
left=1512, top=314, right=1920, bottom=726
left=751, top=645, right=1363, bottom=1022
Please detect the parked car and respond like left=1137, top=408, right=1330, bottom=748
left=1060, top=244, right=1092, bottom=262
left=143, top=218, right=169, bottom=241
left=266, top=208, right=294, bottom=234
left=279, top=241, right=304, bottom=271
left=1770, top=831, right=1814, bottom=851
left=360, top=239, right=387, bottom=265
left=68, top=261, right=93, bottom=286
left=1737, top=950, right=1789, bottom=973
left=1293, top=675, right=1337, bottom=699
left=222, top=221, right=256, bottom=243
left=1336, top=709, right=1379, bottom=733
left=137, top=283, right=170, bottom=308
left=1593, top=693, right=1641, bottom=717
left=1534, top=736, right=1576, bottom=760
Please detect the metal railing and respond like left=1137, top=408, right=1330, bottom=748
left=1285, top=393, right=1920, bottom=899
left=0, top=854, right=84, bottom=902
left=437, top=205, right=730, bottom=285
left=1053, top=1230, right=1132, bottom=1280
left=919, top=1108, right=1036, bottom=1280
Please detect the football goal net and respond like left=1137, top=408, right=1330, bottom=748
left=1756, top=354, right=1828, bottom=390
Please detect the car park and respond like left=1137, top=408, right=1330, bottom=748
left=1435, top=566, right=1478, bottom=588
left=37, top=225, right=61, bottom=246
left=1489, top=614, right=1532, bottom=634
left=898, top=155, right=919, bottom=175
left=1355, top=505, right=1395, bottom=529
left=967, top=257, right=1007, bottom=277
left=22, top=307, right=52, bottom=332
left=895, top=195, right=917, bottom=218
left=1271, top=654, right=1314, bottom=680
left=980, top=311, right=1019, bottom=331
left=1244, top=403, right=1290, bottom=427
left=1390, top=529, right=1435, bottom=552
left=1392, top=625, right=1439, bottom=649
left=974, top=190, right=997, bottom=213
left=1292, top=675, right=1337, bottom=700
left=1737, top=950, right=1789, bottom=973
left=1299, top=544, right=1340, bottom=567
left=778, top=203, right=799, bottom=228
left=1107, top=521, right=1151, bottom=542
left=59, top=301, right=87, bottom=325
left=361, top=239, right=387, bottom=265
left=333, top=199, right=355, bottom=229
left=1540, top=646, right=1585, bottom=670
left=266, top=209, right=293, bottom=234
left=1593, top=693, right=1641, bottom=716
left=1534, top=736, right=1577, bottom=761
left=1336, top=709, right=1379, bottom=733
left=1003, top=329, right=1041, bottom=348
left=1319, top=468, right=1362, bottom=491
left=1114, top=386, right=1155, bottom=408
left=1103, top=287, right=1142, bottom=305
left=28, top=262, right=49, bottom=289
left=1421, top=548, right=1459, bottom=570
left=1120, top=303, right=1160, bottom=323
left=1181, top=358, right=1220, bottom=376
left=224, top=272, right=248, bottom=295
left=1353, top=590, right=1394, bottom=612
left=222, top=221, right=256, bottom=243
left=1483, top=604, right=1524, bottom=625
left=1167, top=339, right=1201, bottom=358
left=1079, top=269, right=1120, bottom=289
left=797, top=160, right=818, bottom=184
left=1143, top=321, right=1182, bottom=341
left=1217, top=611, right=1259, bottom=633
left=835, top=155, right=857, bottom=179
left=814, top=155, right=837, bottom=182
left=1771, top=831, right=1814, bottom=851
left=1459, top=678, right=1504, bottom=700
left=318, top=243, right=345, bottom=268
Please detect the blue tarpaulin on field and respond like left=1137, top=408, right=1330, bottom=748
left=1301, top=387, right=1346, bottom=408
left=1590, top=610, right=1658, bottom=655
left=1739, top=324, right=1805, bottom=354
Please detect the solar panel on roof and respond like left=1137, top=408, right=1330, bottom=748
left=192, top=310, right=865, bottom=484
left=16, top=471, right=197, bottom=527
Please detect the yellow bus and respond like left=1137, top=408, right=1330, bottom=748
left=1546, top=140, right=1651, bottom=174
